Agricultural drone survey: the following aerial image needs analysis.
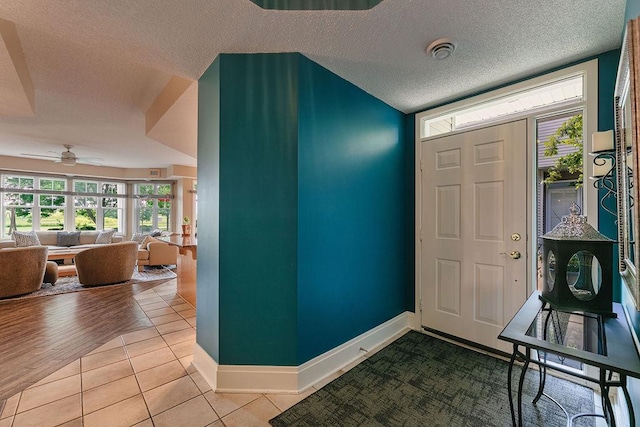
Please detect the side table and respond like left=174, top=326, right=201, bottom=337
left=498, top=291, right=640, bottom=426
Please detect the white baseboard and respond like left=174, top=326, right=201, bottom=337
left=216, top=364, right=299, bottom=393
left=192, top=343, right=218, bottom=390
left=195, top=311, right=414, bottom=394
left=297, top=311, right=412, bottom=392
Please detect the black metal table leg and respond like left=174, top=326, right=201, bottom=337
left=517, top=347, right=531, bottom=427
left=601, top=369, right=616, bottom=427
left=532, top=349, right=547, bottom=405
left=621, top=374, right=636, bottom=427
left=507, top=344, right=518, bottom=427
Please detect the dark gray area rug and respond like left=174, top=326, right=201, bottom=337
left=270, top=331, right=595, bottom=427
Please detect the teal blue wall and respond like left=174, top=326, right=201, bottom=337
left=296, top=56, right=408, bottom=363
left=627, top=0, right=640, bottom=22
left=596, top=49, right=622, bottom=303
left=197, top=53, right=411, bottom=366
left=196, top=58, right=221, bottom=361
left=218, top=54, right=300, bottom=365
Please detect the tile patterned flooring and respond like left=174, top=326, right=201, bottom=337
left=0, top=279, right=344, bottom=427
left=0, top=278, right=608, bottom=427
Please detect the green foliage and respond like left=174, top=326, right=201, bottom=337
left=543, top=114, right=583, bottom=187
left=40, top=210, right=64, bottom=229
left=75, top=215, right=96, bottom=230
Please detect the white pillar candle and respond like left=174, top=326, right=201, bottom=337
left=593, top=158, right=613, bottom=177
left=592, top=130, right=614, bottom=152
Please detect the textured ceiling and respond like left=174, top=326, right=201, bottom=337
left=0, top=0, right=627, bottom=170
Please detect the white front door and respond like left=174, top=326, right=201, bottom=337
left=420, top=120, right=529, bottom=353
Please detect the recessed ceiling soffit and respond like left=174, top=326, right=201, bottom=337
left=249, top=0, right=383, bottom=10
left=146, top=76, right=197, bottom=159
left=0, top=17, right=34, bottom=117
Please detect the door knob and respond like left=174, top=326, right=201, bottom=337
left=500, top=251, right=521, bottom=259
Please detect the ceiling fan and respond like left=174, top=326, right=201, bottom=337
left=21, top=144, right=103, bottom=166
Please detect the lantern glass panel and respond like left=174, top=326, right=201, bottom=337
left=546, top=251, right=556, bottom=290
left=567, top=250, right=601, bottom=301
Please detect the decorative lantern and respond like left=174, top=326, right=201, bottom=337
left=541, top=203, right=615, bottom=316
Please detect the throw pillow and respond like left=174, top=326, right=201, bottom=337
left=150, top=228, right=163, bottom=237
left=140, top=235, right=152, bottom=248
left=13, top=230, right=41, bottom=247
left=95, top=229, right=116, bottom=244
left=56, top=231, right=81, bottom=247
left=131, top=232, right=149, bottom=245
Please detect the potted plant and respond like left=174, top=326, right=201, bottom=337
left=182, top=216, right=191, bottom=236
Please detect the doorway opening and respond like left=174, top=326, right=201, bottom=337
left=415, top=60, right=598, bottom=354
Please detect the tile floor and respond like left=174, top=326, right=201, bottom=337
left=0, top=279, right=610, bottom=427
left=0, top=279, right=350, bottom=427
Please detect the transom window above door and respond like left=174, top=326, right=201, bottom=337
left=421, top=75, right=584, bottom=138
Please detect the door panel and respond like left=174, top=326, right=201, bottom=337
left=420, top=120, right=528, bottom=353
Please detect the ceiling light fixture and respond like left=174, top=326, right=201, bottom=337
left=61, top=156, right=75, bottom=166
left=60, top=146, right=77, bottom=166
left=426, top=38, right=457, bottom=60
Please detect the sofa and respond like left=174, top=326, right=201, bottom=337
left=0, top=230, right=178, bottom=270
left=0, top=246, right=48, bottom=298
left=0, top=230, right=123, bottom=250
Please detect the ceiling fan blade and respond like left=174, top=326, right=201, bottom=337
left=76, top=158, right=102, bottom=166
left=20, top=153, right=60, bottom=159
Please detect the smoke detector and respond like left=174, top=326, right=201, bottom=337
left=426, top=38, right=457, bottom=60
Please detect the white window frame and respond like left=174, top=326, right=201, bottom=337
left=73, top=179, right=126, bottom=232
left=134, top=182, right=174, bottom=233
left=1, top=172, right=129, bottom=237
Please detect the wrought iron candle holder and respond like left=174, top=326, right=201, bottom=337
left=591, top=150, right=620, bottom=218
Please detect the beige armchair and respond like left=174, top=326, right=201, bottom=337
left=136, top=236, right=178, bottom=271
left=0, top=246, right=48, bottom=298
left=75, top=241, right=138, bottom=287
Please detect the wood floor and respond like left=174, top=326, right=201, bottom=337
left=0, top=279, right=174, bottom=401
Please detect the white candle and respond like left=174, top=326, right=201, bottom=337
left=593, top=158, right=613, bottom=177
left=592, top=130, right=614, bottom=152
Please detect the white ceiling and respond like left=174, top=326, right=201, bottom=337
left=0, top=0, right=627, bottom=170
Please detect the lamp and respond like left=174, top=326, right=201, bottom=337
left=541, top=203, right=614, bottom=316
left=592, top=130, right=614, bottom=152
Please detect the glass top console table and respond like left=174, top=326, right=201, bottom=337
left=498, top=291, right=640, bottom=426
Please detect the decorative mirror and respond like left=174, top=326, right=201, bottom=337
left=616, top=18, right=640, bottom=309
